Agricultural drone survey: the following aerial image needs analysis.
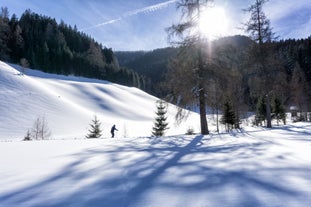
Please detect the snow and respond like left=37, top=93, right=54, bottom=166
left=1, top=61, right=311, bottom=206
left=0, top=61, right=199, bottom=139
left=1, top=124, right=311, bottom=207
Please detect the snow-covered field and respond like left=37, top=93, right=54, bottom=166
left=1, top=61, right=311, bottom=206
left=0, top=123, right=311, bottom=207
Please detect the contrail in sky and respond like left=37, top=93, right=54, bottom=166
left=81, top=0, right=177, bottom=31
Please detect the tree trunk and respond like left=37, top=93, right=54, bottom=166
left=197, top=38, right=209, bottom=135
left=199, top=87, right=209, bottom=134
left=266, top=94, right=272, bottom=128
left=216, top=105, right=219, bottom=133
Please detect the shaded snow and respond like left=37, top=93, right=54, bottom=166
left=0, top=124, right=311, bottom=206
left=1, top=61, right=311, bottom=206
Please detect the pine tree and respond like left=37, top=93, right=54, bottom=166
left=221, top=100, right=236, bottom=132
left=152, top=100, right=169, bottom=137
left=86, top=115, right=102, bottom=138
left=23, top=129, right=31, bottom=141
left=8, top=14, right=24, bottom=62
left=254, top=96, right=266, bottom=126
left=244, top=0, right=278, bottom=128
left=290, top=62, right=308, bottom=121
left=273, top=98, right=286, bottom=125
left=0, top=7, right=10, bottom=61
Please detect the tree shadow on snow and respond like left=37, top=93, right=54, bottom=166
left=0, top=135, right=310, bottom=207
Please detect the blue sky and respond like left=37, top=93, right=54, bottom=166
left=1, top=0, right=311, bottom=51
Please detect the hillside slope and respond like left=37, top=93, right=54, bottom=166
left=0, top=61, right=200, bottom=140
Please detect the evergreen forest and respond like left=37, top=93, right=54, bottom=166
left=0, top=7, right=148, bottom=90
left=117, top=35, right=311, bottom=125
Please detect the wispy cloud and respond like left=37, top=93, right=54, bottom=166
left=81, top=0, right=177, bottom=31
left=265, top=0, right=311, bottom=39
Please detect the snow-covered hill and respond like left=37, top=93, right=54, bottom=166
left=0, top=61, right=199, bottom=140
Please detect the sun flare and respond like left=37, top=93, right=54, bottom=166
left=198, top=7, right=229, bottom=40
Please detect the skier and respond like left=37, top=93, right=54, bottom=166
left=111, top=124, right=118, bottom=138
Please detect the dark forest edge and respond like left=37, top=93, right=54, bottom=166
left=116, top=36, right=311, bottom=98
left=117, top=35, right=311, bottom=126
left=0, top=7, right=149, bottom=90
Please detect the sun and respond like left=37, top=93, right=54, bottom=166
left=198, top=7, right=229, bottom=40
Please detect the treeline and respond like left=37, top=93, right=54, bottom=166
left=118, top=35, right=311, bottom=125
left=0, top=7, right=148, bottom=89
left=276, top=38, right=311, bottom=82
left=115, top=47, right=178, bottom=95
left=169, top=35, right=311, bottom=125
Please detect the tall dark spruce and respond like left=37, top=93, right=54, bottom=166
left=152, top=100, right=169, bottom=137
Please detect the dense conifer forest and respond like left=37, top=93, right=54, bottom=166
left=115, top=47, right=178, bottom=95
left=117, top=35, right=311, bottom=124
left=0, top=7, right=148, bottom=90
left=116, top=36, right=311, bottom=97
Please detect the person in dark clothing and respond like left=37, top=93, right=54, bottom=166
left=111, top=124, right=118, bottom=138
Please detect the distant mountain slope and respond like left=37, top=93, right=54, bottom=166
left=115, top=36, right=253, bottom=96
left=115, top=47, right=178, bottom=95
left=0, top=61, right=199, bottom=140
